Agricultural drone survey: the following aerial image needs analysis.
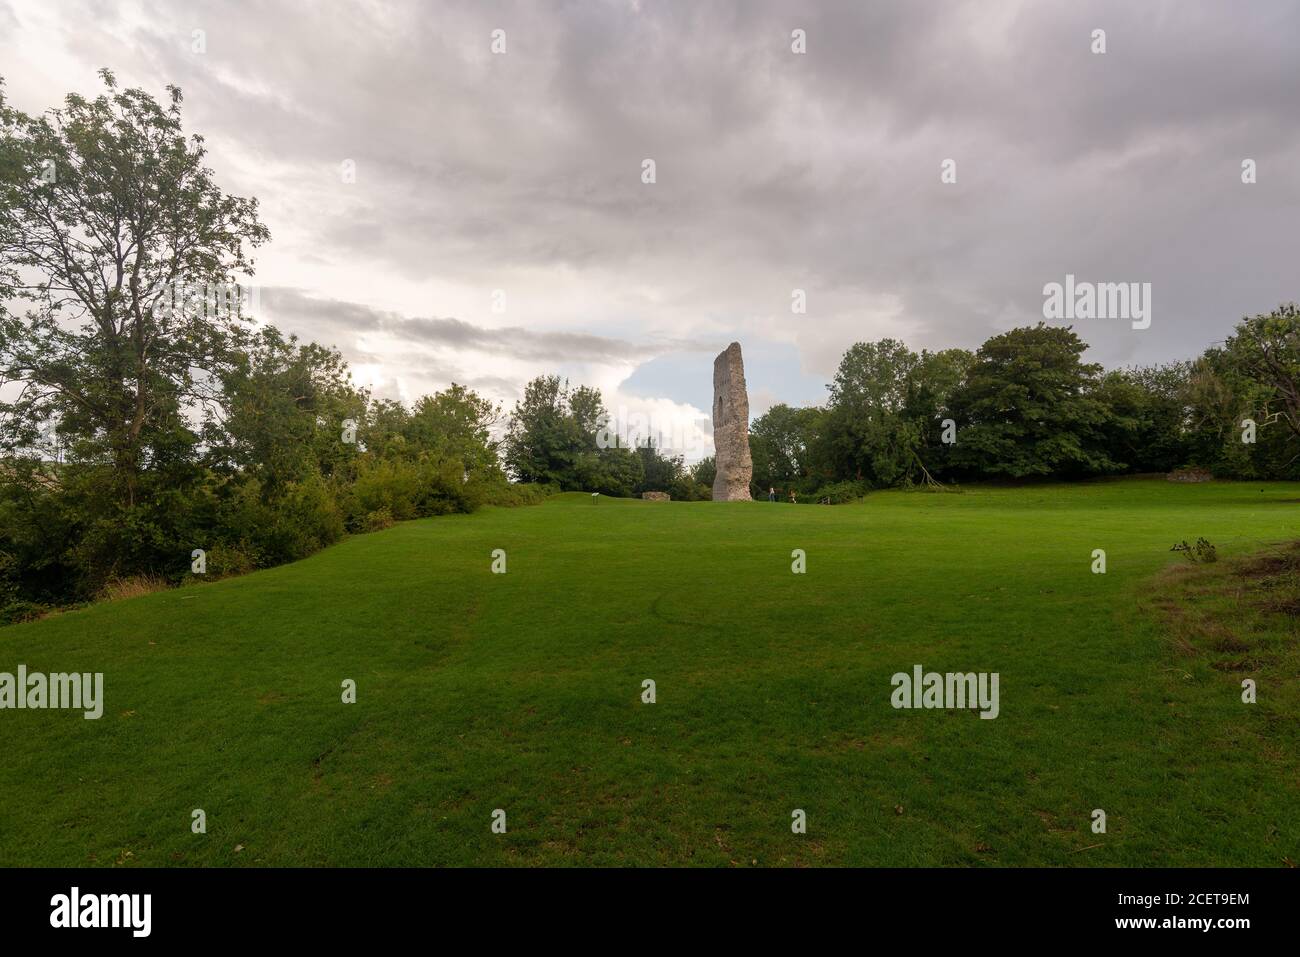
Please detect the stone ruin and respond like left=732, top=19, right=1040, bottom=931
left=641, top=491, right=670, bottom=502
left=712, top=342, right=753, bottom=501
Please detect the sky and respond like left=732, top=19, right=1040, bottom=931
left=2, top=0, right=1297, bottom=459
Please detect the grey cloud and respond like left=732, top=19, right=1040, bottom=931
left=3, top=0, right=1297, bottom=397
left=260, top=287, right=705, bottom=363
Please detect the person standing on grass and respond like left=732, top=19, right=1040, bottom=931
left=769, top=487, right=776, bottom=502
left=789, top=489, right=797, bottom=504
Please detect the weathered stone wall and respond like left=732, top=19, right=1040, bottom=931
left=712, top=342, right=753, bottom=501
left=641, top=491, right=670, bottom=502
left=1167, top=468, right=1213, bottom=483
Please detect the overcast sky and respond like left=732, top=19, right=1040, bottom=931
left=3, top=0, right=1297, bottom=458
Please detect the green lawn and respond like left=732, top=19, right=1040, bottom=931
left=1, top=479, right=1297, bottom=866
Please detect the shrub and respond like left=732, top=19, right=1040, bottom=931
left=259, top=475, right=346, bottom=564
left=812, top=480, right=871, bottom=504
left=200, top=542, right=261, bottom=578
left=0, top=467, right=83, bottom=604
left=483, top=481, right=556, bottom=507
left=0, top=599, right=48, bottom=625
left=341, top=456, right=485, bottom=530
left=420, top=457, right=485, bottom=515
left=73, top=510, right=175, bottom=593
left=345, top=458, right=424, bottom=526
left=669, top=478, right=712, bottom=501
left=1171, top=537, right=1218, bottom=563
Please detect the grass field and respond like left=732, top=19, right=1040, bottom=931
left=1, top=478, right=1297, bottom=867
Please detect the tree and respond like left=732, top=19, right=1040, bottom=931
left=0, top=70, right=269, bottom=505
left=823, top=339, right=926, bottom=486
left=634, top=438, right=684, bottom=494
left=947, top=324, right=1116, bottom=478
left=503, top=376, right=642, bottom=494
left=404, top=384, right=502, bottom=477
left=1223, top=303, right=1300, bottom=443
left=690, top=456, right=716, bottom=488
left=503, top=375, right=575, bottom=486
left=1184, top=323, right=1300, bottom=479
left=906, top=347, right=973, bottom=479
left=1092, top=363, right=1193, bottom=474
left=749, top=403, right=824, bottom=494
left=208, top=327, right=366, bottom=493
left=567, top=384, right=606, bottom=438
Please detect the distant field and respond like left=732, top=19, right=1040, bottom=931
left=1, top=479, right=1296, bottom=866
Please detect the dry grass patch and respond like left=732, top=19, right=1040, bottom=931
left=1147, top=541, right=1300, bottom=673
left=98, top=574, right=171, bottom=603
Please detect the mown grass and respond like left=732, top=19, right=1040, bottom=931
left=0, top=478, right=1296, bottom=866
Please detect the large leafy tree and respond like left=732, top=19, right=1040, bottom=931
left=0, top=70, right=269, bottom=505
left=1224, top=303, right=1300, bottom=444
left=821, top=339, right=970, bottom=486
left=503, top=375, right=642, bottom=494
left=1092, top=363, right=1193, bottom=474
left=823, top=338, right=921, bottom=486
left=208, top=327, right=366, bottom=493
left=947, top=324, right=1116, bottom=478
left=1174, top=306, right=1300, bottom=479
left=502, top=375, right=576, bottom=485
left=362, top=385, right=501, bottom=476
left=405, top=385, right=502, bottom=477
left=749, top=403, right=824, bottom=493
left=633, top=438, right=685, bottom=494
left=907, top=347, right=974, bottom=478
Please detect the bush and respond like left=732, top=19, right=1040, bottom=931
left=483, top=481, right=556, bottom=507
left=73, top=509, right=179, bottom=593
left=199, top=542, right=261, bottom=578
left=258, top=475, right=346, bottom=564
left=344, top=458, right=424, bottom=525
left=421, top=457, right=486, bottom=515
left=0, top=599, right=48, bottom=625
left=0, top=440, right=537, bottom=616
left=1172, top=538, right=1218, bottom=563
left=669, top=478, right=711, bottom=501
left=0, top=466, right=83, bottom=604
left=811, top=480, right=871, bottom=504
left=341, top=456, right=485, bottom=531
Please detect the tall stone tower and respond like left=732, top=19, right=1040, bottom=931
left=712, top=341, right=753, bottom=501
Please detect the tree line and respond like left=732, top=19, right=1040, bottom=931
left=746, top=311, right=1300, bottom=501
left=2, top=73, right=1297, bottom=621
left=502, top=306, right=1300, bottom=506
